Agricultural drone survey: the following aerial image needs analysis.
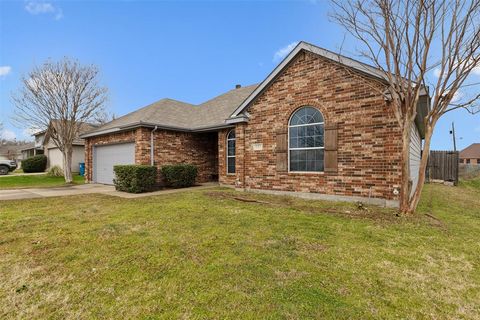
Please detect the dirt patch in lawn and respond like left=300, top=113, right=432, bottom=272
left=204, top=190, right=434, bottom=226
left=204, top=190, right=390, bottom=218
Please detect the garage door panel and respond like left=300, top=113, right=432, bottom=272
left=94, top=143, right=135, bottom=184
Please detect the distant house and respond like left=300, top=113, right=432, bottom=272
left=0, top=143, right=27, bottom=163
left=81, top=41, right=429, bottom=207
left=20, top=142, right=43, bottom=159
left=460, top=143, right=480, bottom=165
left=23, top=121, right=97, bottom=172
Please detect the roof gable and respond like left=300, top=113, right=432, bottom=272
left=228, top=41, right=430, bottom=138
left=229, top=41, right=394, bottom=119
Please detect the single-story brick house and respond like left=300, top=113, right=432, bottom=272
left=459, top=143, right=480, bottom=165
left=81, top=41, right=429, bottom=207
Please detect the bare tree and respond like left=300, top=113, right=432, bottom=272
left=331, top=0, right=480, bottom=214
left=12, top=58, right=108, bottom=183
left=94, top=111, right=116, bottom=125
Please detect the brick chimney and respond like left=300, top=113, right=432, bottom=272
left=235, top=84, right=241, bottom=89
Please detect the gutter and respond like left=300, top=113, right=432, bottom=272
left=81, top=121, right=240, bottom=139
left=150, top=126, right=158, bottom=165
left=225, top=114, right=249, bottom=124
left=80, top=127, right=122, bottom=138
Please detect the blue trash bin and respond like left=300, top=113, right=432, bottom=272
left=79, top=162, right=85, bottom=176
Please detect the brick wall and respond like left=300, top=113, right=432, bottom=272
left=85, top=128, right=217, bottom=184
left=218, top=124, right=246, bottom=187
left=461, top=158, right=479, bottom=164
left=153, top=130, right=217, bottom=183
left=218, top=51, right=403, bottom=201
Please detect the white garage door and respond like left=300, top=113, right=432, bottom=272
left=94, top=143, right=135, bottom=184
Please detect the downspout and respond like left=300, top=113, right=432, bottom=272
left=150, top=126, right=158, bottom=165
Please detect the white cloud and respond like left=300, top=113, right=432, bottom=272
left=442, top=89, right=463, bottom=103
left=473, top=65, right=480, bottom=76
left=452, top=90, right=463, bottom=103
left=22, top=127, right=40, bottom=138
left=273, top=42, right=299, bottom=62
left=434, top=59, right=480, bottom=78
left=25, top=1, right=63, bottom=20
left=0, top=66, right=11, bottom=77
left=1, top=129, right=17, bottom=141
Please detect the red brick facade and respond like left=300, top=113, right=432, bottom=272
left=218, top=51, right=402, bottom=201
left=85, top=128, right=217, bottom=184
left=86, top=50, right=403, bottom=203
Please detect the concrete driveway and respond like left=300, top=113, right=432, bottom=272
left=0, top=183, right=218, bottom=201
left=0, top=184, right=116, bottom=201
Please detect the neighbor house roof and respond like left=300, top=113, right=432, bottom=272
left=0, top=143, right=30, bottom=156
left=39, top=120, right=99, bottom=146
left=460, top=143, right=480, bottom=159
left=19, top=142, right=36, bottom=152
left=82, top=41, right=430, bottom=139
left=81, top=84, right=258, bottom=138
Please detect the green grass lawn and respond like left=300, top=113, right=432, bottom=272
left=0, top=180, right=479, bottom=319
left=0, top=174, right=84, bottom=189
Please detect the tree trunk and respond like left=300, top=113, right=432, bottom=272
left=63, top=146, right=73, bottom=183
left=407, top=124, right=433, bottom=213
left=399, top=122, right=412, bottom=214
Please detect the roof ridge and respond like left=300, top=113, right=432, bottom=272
left=198, top=83, right=259, bottom=107
left=162, top=97, right=196, bottom=106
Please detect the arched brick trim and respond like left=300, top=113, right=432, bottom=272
left=274, top=100, right=333, bottom=126
left=268, top=101, right=334, bottom=148
left=286, top=103, right=329, bottom=125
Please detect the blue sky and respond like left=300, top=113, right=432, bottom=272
left=0, top=0, right=478, bottom=150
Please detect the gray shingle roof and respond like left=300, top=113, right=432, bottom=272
left=42, top=120, right=99, bottom=145
left=83, top=84, right=258, bottom=137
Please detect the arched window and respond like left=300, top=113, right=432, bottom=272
left=289, top=106, right=324, bottom=172
left=226, top=129, right=236, bottom=174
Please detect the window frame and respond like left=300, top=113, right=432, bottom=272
left=226, top=129, right=236, bottom=175
left=288, top=107, right=325, bottom=173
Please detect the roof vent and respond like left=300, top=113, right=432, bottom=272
left=235, top=84, right=241, bottom=89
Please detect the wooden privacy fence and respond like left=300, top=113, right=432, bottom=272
left=426, top=150, right=459, bottom=185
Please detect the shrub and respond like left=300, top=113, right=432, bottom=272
left=47, top=165, right=64, bottom=177
left=161, top=164, right=198, bottom=188
left=113, top=165, right=157, bottom=193
left=22, top=155, right=47, bottom=173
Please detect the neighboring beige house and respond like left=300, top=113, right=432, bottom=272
left=23, top=121, right=97, bottom=173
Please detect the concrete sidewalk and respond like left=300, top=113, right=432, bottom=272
left=0, top=183, right=218, bottom=201
left=0, top=172, right=46, bottom=178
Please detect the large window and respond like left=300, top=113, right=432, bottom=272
left=289, top=106, right=324, bottom=172
left=227, top=129, right=236, bottom=174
